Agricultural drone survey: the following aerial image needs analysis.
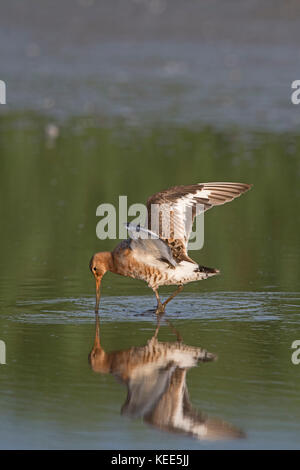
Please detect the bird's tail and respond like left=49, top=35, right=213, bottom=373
left=195, top=265, right=220, bottom=276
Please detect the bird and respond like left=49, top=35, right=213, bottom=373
left=90, top=182, right=252, bottom=314
left=89, top=314, right=245, bottom=441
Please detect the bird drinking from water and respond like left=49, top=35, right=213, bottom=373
left=90, top=182, right=252, bottom=314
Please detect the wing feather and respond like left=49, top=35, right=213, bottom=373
left=146, top=182, right=252, bottom=262
left=126, top=223, right=177, bottom=268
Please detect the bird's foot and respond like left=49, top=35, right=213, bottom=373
left=155, top=303, right=165, bottom=315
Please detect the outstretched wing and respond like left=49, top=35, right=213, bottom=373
left=146, top=182, right=252, bottom=262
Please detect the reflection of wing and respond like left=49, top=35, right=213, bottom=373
left=120, top=340, right=215, bottom=420
left=121, top=363, right=177, bottom=418
left=146, top=182, right=252, bottom=262
left=89, top=318, right=244, bottom=442
left=145, top=368, right=245, bottom=440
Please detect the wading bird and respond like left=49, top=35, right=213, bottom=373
left=90, top=182, right=252, bottom=314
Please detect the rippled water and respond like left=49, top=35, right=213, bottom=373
left=10, top=291, right=300, bottom=324
left=1, top=289, right=300, bottom=449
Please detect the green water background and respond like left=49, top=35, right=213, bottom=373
left=0, top=113, right=299, bottom=449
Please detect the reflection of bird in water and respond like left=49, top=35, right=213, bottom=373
left=89, top=182, right=252, bottom=314
left=89, top=315, right=245, bottom=441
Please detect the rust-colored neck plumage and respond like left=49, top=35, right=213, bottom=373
left=88, top=314, right=111, bottom=373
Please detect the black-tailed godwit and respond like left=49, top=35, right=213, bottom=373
left=90, top=182, right=252, bottom=314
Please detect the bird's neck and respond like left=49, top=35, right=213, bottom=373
left=99, top=251, right=116, bottom=274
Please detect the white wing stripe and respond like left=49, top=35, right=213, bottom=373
left=146, top=182, right=252, bottom=253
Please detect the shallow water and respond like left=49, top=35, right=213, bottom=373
left=0, top=115, right=299, bottom=448
left=1, top=290, right=300, bottom=449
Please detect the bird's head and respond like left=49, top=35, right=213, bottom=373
left=89, top=252, right=113, bottom=313
left=88, top=313, right=111, bottom=373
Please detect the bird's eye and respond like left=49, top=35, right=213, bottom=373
left=93, top=267, right=97, bottom=271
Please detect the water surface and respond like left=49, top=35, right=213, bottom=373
left=0, top=116, right=299, bottom=449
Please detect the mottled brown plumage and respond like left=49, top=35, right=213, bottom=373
left=146, top=182, right=252, bottom=263
left=89, top=315, right=245, bottom=441
left=90, top=182, right=252, bottom=314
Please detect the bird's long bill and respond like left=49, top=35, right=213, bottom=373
left=95, top=276, right=102, bottom=314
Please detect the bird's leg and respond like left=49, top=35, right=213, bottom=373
left=166, top=318, right=182, bottom=342
left=153, top=285, right=184, bottom=315
left=153, top=314, right=162, bottom=340
left=163, top=284, right=184, bottom=308
left=153, top=288, right=165, bottom=315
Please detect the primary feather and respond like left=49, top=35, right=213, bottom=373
left=146, top=182, right=252, bottom=262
